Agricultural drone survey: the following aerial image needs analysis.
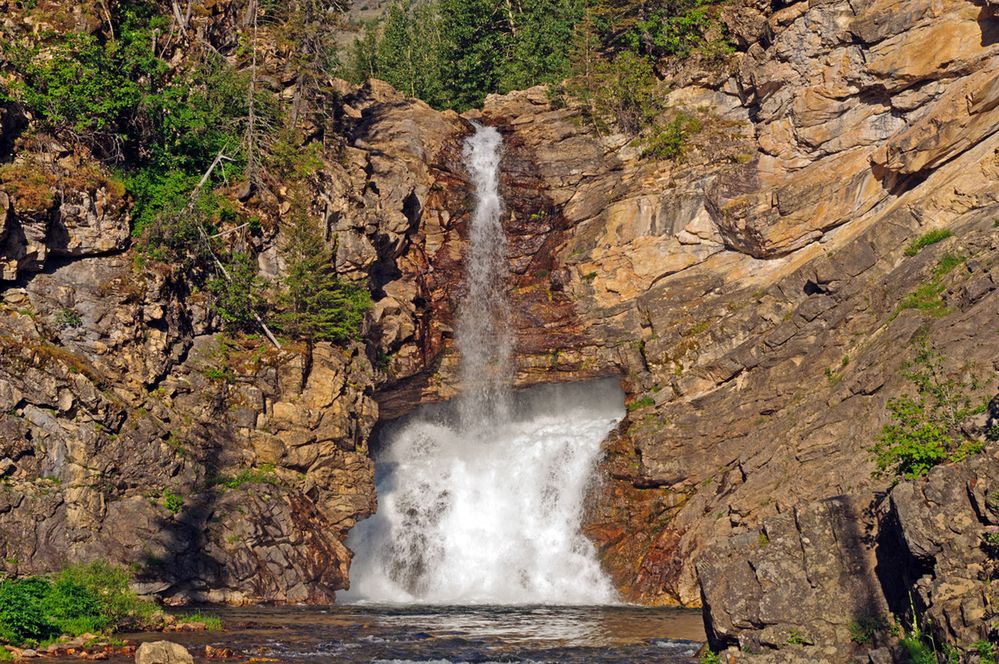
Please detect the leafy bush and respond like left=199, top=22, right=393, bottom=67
left=904, top=229, right=953, bottom=256
left=872, top=343, right=989, bottom=479
left=641, top=112, right=702, bottom=159
left=10, top=6, right=166, bottom=148
left=161, top=489, right=183, bottom=515
left=974, top=640, right=997, bottom=664
left=0, top=577, right=58, bottom=644
left=699, top=648, right=722, bottom=664
left=50, top=563, right=155, bottom=630
left=43, top=577, right=106, bottom=636
left=848, top=616, right=887, bottom=644
left=0, top=563, right=153, bottom=645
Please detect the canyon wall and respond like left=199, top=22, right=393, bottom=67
left=1, top=0, right=998, bottom=655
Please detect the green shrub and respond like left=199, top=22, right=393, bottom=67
left=641, top=112, right=702, bottom=160
left=848, top=617, right=887, bottom=644
left=43, top=578, right=107, bottom=636
left=904, top=229, right=953, bottom=256
left=872, top=343, right=989, bottom=479
left=161, top=489, right=183, bottom=515
left=0, top=577, right=58, bottom=644
left=0, top=563, right=152, bottom=645
left=699, top=648, right=722, bottom=664
left=900, top=636, right=937, bottom=664
left=54, top=563, right=155, bottom=628
left=10, top=7, right=166, bottom=146
left=972, top=640, right=997, bottom=664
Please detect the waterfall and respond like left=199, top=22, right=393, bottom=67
left=456, top=125, right=512, bottom=428
left=343, top=124, right=622, bottom=605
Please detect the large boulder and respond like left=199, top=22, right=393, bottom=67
left=135, top=641, right=193, bottom=664
left=698, top=444, right=999, bottom=659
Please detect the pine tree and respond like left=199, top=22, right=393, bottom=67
left=276, top=209, right=371, bottom=344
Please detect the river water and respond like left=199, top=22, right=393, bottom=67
left=112, top=605, right=704, bottom=663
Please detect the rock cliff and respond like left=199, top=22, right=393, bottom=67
left=1, top=0, right=998, bottom=653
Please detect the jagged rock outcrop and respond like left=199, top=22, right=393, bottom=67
left=0, top=144, right=131, bottom=279
left=697, top=445, right=999, bottom=661
left=0, top=73, right=476, bottom=602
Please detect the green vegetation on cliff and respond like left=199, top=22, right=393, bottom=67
left=1, top=0, right=370, bottom=346
left=872, top=343, right=993, bottom=479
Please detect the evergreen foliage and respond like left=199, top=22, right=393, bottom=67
left=208, top=252, right=267, bottom=334
left=348, top=0, right=588, bottom=110
left=564, top=47, right=661, bottom=133
left=275, top=209, right=371, bottom=344
left=347, top=0, right=730, bottom=112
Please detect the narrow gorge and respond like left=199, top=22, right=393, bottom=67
left=0, top=0, right=998, bottom=661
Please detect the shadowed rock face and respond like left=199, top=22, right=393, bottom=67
left=0, top=72, right=470, bottom=602
left=697, top=446, right=999, bottom=661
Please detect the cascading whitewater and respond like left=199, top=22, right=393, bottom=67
left=455, top=124, right=512, bottom=428
left=344, top=124, right=623, bottom=605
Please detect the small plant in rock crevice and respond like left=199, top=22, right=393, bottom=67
left=904, top=229, right=954, bottom=256
left=160, top=488, right=183, bottom=515
left=891, top=253, right=965, bottom=320
left=627, top=396, right=656, bottom=412
left=871, top=341, right=991, bottom=479
left=54, top=308, right=82, bottom=329
left=699, top=647, right=722, bottom=664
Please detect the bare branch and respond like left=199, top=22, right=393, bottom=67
left=189, top=146, right=282, bottom=350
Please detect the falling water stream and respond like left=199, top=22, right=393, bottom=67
left=288, top=123, right=705, bottom=662
left=345, top=124, right=621, bottom=605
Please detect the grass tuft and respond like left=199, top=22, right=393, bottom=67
left=904, top=229, right=953, bottom=256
